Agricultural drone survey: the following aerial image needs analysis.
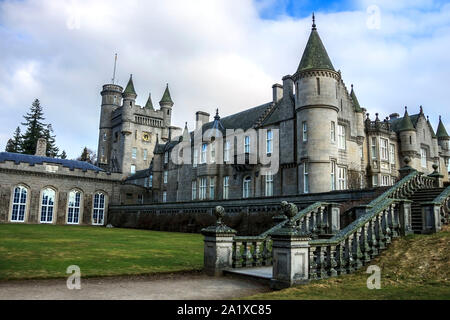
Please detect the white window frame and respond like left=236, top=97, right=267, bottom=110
left=381, top=175, right=390, bottom=186
left=163, top=171, right=168, bottom=184
left=209, top=177, right=215, bottom=199
left=266, top=130, right=273, bottom=154
left=303, top=163, right=309, bottom=193
left=224, top=141, right=230, bottom=162
left=243, top=176, right=251, bottom=198
left=302, top=122, right=308, bottom=142
left=193, top=148, right=198, bottom=167
left=201, top=143, right=207, bottom=164
left=380, top=138, right=389, bottom=161
left=223, top=176, right=229, bottom=199
left=331, top=161, right=336, bottom=191
left=244, top=136, right=250, bottom=153
left=210, top=142, right=216, bottom=163
left=199, top=177, right=207, bottom=200
left=338, top=125, right=346, bottom=150
left=92, top=192, right=106, bottom=225
left=10, top=185, right=28, bottom=222
left=40, top=188, right=56, bottom=224
left=265, top=172, right=274, bottom=197
left=132, top=147, right=137, bottom=159
left=164, top=151, right=169, bottom=164
left=130, top=165, right=136, bottom=175
left=162, top=191, right=167, bottom=203
left=337, top=167, right=347, bottom=190
left=143, top=149, right=148, bottom=161
left=372, top=175, right=379, bottom=187
left=149, top=174, right=153, bottom=187
left=331, top=121, right=336, bottom=143
left=421, top=148, right=427, bottom=168
left=371, top=137, right=377, bottom=159
left=192, top=181, right=197, bottom=200
left=67, top=190, right=82, bottom=224
left=389, top=144, right=395, bottom=164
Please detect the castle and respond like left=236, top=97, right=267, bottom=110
left=0, top=17, right=449, bottom=226
left=124, top=18, right=449, bottom=203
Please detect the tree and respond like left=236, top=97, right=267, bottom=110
left=78, top=147, right=96, bottom=164
left=43, top=124, right=59, bottom=157
left=5, top=127, right=23, bottom=153
left=20, top=99, right=47, bottom=155
left=60, top=150, right=67, bottom=159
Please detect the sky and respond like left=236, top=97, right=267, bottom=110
left=1, top=0, right=450, bottom=159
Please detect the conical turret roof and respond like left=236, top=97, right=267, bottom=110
left=159, top=84, right=174, bottom=106
left=427, top=116, right=436, bottom=138
left=296, top=15, right=335, bottom=73
left=436, top=116, right=449, bottom=139
left=145, top=93, right=154, bottom=109
left=398, top=107, right=416, bottom=132
left=123, top=74, right=136, bottom=96
left=350, top=85, right=363, bottom=113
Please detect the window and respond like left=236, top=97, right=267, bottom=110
left=331, top=121, right=336, bottom=143
left=389, top=144, right=395, bottom=164
left=201, top=143, right=207, bottom=164
left=193, top=148, right=198, bottom=167
left=149, top=174, right=153, bottom=187
left=132, top=147, right=137, bottom=159
left=209, top=177, right=215, bottom=199
left=244, top=136, right=250, bottom=153
left=199, top=178, right=207, bottom=200
left=266, top=130, right=273, bottom=154
left=302, top=122, right=308, bottom=142
left=331, top=161, right=336, bottom=191
left=243, top=176, right=251, bottom=198
left=338, top=125, right=346, bottom=150
left=11, top=186, right=27, bottom=222
left=138, top=194, right=144, bottom=204
left=381, top=175, right=390, bottom=186
left=337, top=167, right=347, bottom=190
left=144, top=177, right=149, bottom=188
left=372, top=175, right=379, bottom=187
left=265, top=173, right=273, bottom=197
left=163, top=171, right=168, bottom=183
left=380, top=138, right=388, bottom=161
left=210, top=142, right=216, bottom=163
left=316, top=77, right=320, bottom=95
left=223, top=176, right=229, bottom=199
left=40, top=188, right=55, bottom=223
left=303, top=163, right=309, bottom=193
left=224, top=141, right=230, bottom=162
left=192, top=181, right=197, bottom=200
left=93, top=192, right=106, bottom=225
left=164, top=151, right=169, bottom=164
left=359, top=145, right=363, bottom=159
left=421, top=148, right=427, bottom=168
left=67, top=190, right=81, bottom=224
left=103, top=132, right=107, bottom=141
left=371, top=137, right=377, bottom=158
left=130, top=165, right=136, bottom=174
left=143, top=149, right=148, bottom=161
left=162, top=191, right=167, bottom=203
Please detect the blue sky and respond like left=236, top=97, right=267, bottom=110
left=0, top=0, right=450, bottom=160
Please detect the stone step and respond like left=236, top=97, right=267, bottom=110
left=223, top=267, right=272, bottom=285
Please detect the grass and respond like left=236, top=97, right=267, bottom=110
left=245, top=225, right=450, bottom=300
left=0, top=224, right=204, bottom=280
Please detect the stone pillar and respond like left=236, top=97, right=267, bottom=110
left=35, top=138, right=47, bottom=156
left=428, top=164, right=444, bottom=188
left=398, top=156, right=416, bottom=178
left=201, top=206, right=237, bottom=276
left=398, top=200, right=413, bottom=236
left=270, top=201, right=311, bottom=289
left=327, top=203, right=340, bottom=233
left=421, top=203, right=441, bottom=234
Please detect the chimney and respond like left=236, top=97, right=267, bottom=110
left=35, top=138, right=47, bottom=156
left=282, top=75, right=293, bottom=99
left=389, top=113, right=400, bottom=120
left=272, top=83, right=283, bottom=103
left=195, top=111, right=210, bottom=130
left=169, top=126, right=182, bottom=141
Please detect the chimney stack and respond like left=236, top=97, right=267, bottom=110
left=35, top=138, right=47, bottom=157
left=195, top=111, right=210, bottom=130
left=272, top=83, right=283, bottom=103
left=282, top=75, right=293, bottom=100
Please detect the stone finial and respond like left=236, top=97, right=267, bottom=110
left=312, top=12, right=316, bottom=30
left=404, top=156, right=411, bottom=166
left=214, top=205, right=225, bottom=225
left=201, top=206, right=236, bottom=235
left=432, top=163, right=438, bottom=172
left=419, top=105, right=424, bottom=114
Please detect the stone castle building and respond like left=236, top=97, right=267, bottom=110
left=132, top=18, right=450, bottom=203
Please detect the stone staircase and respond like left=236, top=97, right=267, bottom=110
left=409, top=187, right=445, bottom=233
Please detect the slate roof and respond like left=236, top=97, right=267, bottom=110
left=296, top=27, right=335, bottom=73
left=125, top=167, right=151, bottom=181
left=437, top=116, right=449, bottom=139
left=145, top=93, right=154, bottom=109
left=123, top=75, right=136, bottom=95
left=390, top=111, right=418, bottom=132
left=0, top=152, right=104, bottom=172
left=159, top=84, right=174, bottom=105
left=350, top=86, right=363, bottom=113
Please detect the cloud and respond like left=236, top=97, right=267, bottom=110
left=0, top=0, right=449, bottom=160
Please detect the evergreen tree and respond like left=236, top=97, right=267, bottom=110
left=43, top=124, right=59, bottom=157
left=78, top=147, right=96, bottom=164
left=20, top=99, right=47, bottom=155
left=60, top=150, right=67, bottom=159
left=5, top=127, right=23, bottom=153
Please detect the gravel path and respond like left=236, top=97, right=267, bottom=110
left=0, top=272, right=270, bottom=300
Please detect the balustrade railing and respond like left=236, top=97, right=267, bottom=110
left=430, top=185, right=450, bottom=225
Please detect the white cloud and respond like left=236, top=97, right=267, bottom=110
left=0, top=0, right=449, bottom=159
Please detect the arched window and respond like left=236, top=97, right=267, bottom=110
left=243, top=176, right=251, bottom=199
left=11, top=185, right=28, bottom=222
left=92, top=192, right=106, bottom=225
left=40, top=188, right=56, bottom=223
left=67, top=190, right=82, bottom=224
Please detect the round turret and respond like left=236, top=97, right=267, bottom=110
left=398, top=106, right=417, bottom=154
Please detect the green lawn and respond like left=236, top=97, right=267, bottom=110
left=245, top=225, right=450, bottom=300
left=0, top=224, right=204, bottom=280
